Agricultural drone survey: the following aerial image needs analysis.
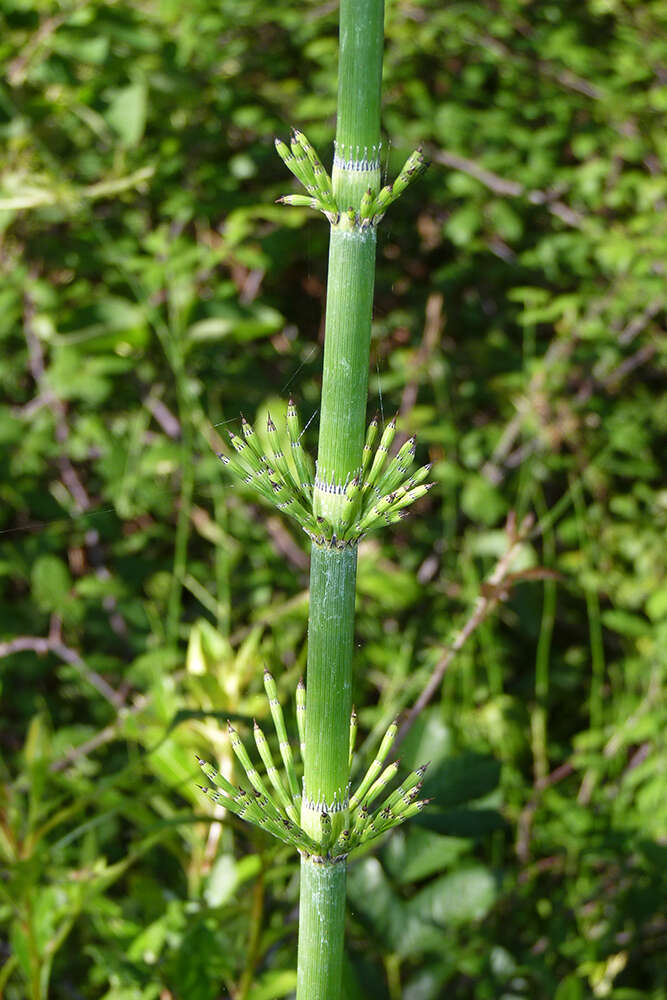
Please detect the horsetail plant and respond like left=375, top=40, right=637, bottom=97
left=200, top=1, right=432, bottom=996
left=196, top=677, right=428, bottom=858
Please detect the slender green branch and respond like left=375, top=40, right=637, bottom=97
left=533, top=486, right=555, bottom=782
left=167, top=411, right=194, bottom=642
left=237, top=870, right=265, bottom=1000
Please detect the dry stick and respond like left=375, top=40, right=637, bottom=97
left=395, top=515, right=532, bottom=750
left=499, top=336, right=660, bottom=477
left=7, top=9, right=67, bottom=85
left=471, top=29, right=604, bottom=101
left=576, top=339, right=659, bottom=406
left=575, top=665, right=663, bottom=811
left=143, top=387, right=182, bottom=439
left=399, top=292, right=444, bottom=417
left=22, top=289, right=129, bottom=645
left=617, top=299, right=663, bottom=346
left=516, top=760, right=576, bottom=865
left=432, top=149, right=585, bottom=229
left=265, top=516, right=310, bottom=571
left=46, top=664, right=190, bottom=773
left=432, top=147, right=661, bottom=488
left=481, top=338, right=573, bottom=485
left=482, top=295, right=662, bottom=487
left=0, top=617, right=124, bottom=708
left=47, top=693, right=151, bottom=772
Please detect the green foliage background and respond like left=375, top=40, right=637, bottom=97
left=1, top=0, right=666, bottom=997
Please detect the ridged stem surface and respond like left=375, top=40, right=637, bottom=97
left=297, top=3, right=384, bottom=999
left=314, top=227, right=376, bottom=523
left=333, top=0, right=385, bottom=208
left=296, top=859, right=346, bottom=1000
left=302, top=543, right=357, bottom=838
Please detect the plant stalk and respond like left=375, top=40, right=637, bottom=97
left=302, top=543, right=357, bottom=838
left=296, top=860, right=347, bottom=1000
left=297, top=1, right=385, bottom=997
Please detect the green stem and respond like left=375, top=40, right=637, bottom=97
left=315, top=228, right=376, bottom=522
left=532, top=485, right=555, bottom=782
left=302, top=543, right=357, bottom=839
left=213, top=485, right=231, bottom=635
left=296, top=859, right=346, bottom=1000
left=297, top=2, right=384, bottom=997
left=237, top=870, right=265, bottom=1000
left=572, top=478, right=605, bottom=730
left=333, top=0, right=384, bottom=209
left=167, top=386, right=194, bottom=643
left=295, top=338, right=361, bottom=982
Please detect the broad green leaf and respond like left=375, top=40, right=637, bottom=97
left=444, top=204, right=482, bottom=246
left=347, top=858, right=442, bottom=957
left=399, top=711, right=453, bottom=772
left=555, top=976, right=584, bottom=1000
left=601, top=610, right=650, bottom=638
left=106, top=82, right=148, bottom=147
left=246, top=970, right=298, bottom=1000
left=407, top=866, right=497, bottom=926
left=31, top=555, right=77, bottom=619
left=187, top=304, right=283, bottom=343
left=383, top=826, right=469, bottom=884
left=9, top=921, right=32, bottom=982
left=645, top=584, right=667, bottom=621
left=205, top=854, right=238, bottom=908
left=422, top=752, right=501, bottom=808
left=461, top=475, right=506, bottom=527
left=414, top=808, right=506, bottom=838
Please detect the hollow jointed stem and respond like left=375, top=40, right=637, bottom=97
left=301, top=542, right=357, bottom=840
left=314, top=227, right=377, bottom=525
left=297, top=2, right=385, bottom=998
left=332, top=0, right=384, bottom=209
left=296, top=860, right=347, bottom=1000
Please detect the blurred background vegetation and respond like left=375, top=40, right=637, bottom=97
left=1, top=0, right=666, bottom=997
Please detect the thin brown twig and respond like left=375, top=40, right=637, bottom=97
left=399, top=291, right=444, bottom=417
left=482, top=338, right=573, bottom=485
left=517, top=672, right=661, bottom=859
left=618, top=299, right=662, bottom=346
left=22, top=288, right=129, bottom=642
left=516, top=761, right=575, bottom=864
left=0, top=617, right=124, bottom=708
left=482, top=294, right=662, bottom=486
left=50, top=696, right=150, bottom=773
left=471, top=30, right=604, bottom=102
left=265, top=516, right=310, bottom=571
left=7, top=11, right=68, bottom=86
left=432, top=148, right=586, bottom=229
left=143, top=388, right=182, bottom=440
left=395, top=512, right=536, bottom=749
left=502, top=337, right=659, bottom=475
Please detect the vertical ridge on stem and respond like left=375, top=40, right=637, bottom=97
left=333, top=0, right=385, bottom=208
left=297, top=2, right=385, bottom=997
left=314, top=227, right=377, bottom=524
left=296, top=859, right=346, bottom=1000
left=301, top=543, right=357, bottom=840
